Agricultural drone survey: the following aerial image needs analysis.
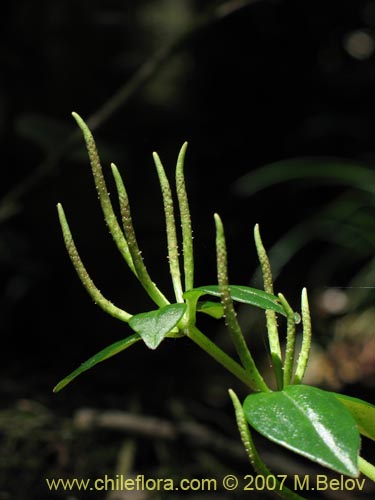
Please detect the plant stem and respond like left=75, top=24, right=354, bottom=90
left=111, top=163, right=170, bottom=308
left=294, top=288, right=311, bottom=384
left=187, top=325, right=258, bottom=391
left=57, top=203, right=132, bottom=323
left=278, top=293, right=296, bottom=387
left=359, top=456, right=375, bottom=483
left=215, top=214, right=269, bottom=392
left=175, top=142, right=194, bottom=292
left=152, top=151, right=183, bottom=303
left=229, top=389, right=306, bottom=500
left=254, top=224, right=283, bottom=390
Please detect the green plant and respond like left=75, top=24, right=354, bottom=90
left=54, top=113, right=375, bottom=499
left=232, top=158, right=374, bottom=310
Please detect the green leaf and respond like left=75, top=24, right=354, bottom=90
left=185, top=285, right=296, bottom=320
left=196, top=300, right=224, bottom=319
left=233, top=158, right=374, bottom=196
left=53, top=333, right=141, bottom=393
left=334, top=393, right=375, bottom=441
left=243, top=385, right=360, bottom=477
left=129, top=303, right=186, bottom=350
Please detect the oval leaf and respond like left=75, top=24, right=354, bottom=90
left=53, top=333, right=141, bottom=392
left=129, top=303, right=186, bottom=350
left=185, top=285, right=295, bottom=319
left=334, top=393, right=375, bottom=442
left=243, top=385, right=360, bottom=476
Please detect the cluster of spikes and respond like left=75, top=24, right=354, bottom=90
left=55, top=113, right=311, bottom=393
left=54, top=116, right=375, bottom=496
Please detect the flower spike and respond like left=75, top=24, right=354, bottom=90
left=175, top=142, right=194, bottom=292
left=71, top=112, right=135, bottom=274
left=57, top=203, right=132, bottom=323
left=152, top=151, right=183, bottom=303
left=294, top=288, right=312, bottom=384
left=215, top=214, right=269, bottom=393
left=278, top=292, right=296, bottom=386
left=254, top=224, right=283, bottom=390
left=111, top=163, right=170, bottom=308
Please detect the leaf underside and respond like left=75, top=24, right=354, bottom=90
left=196, top=300, right=224, bottom=319
left=334, top=393, right=375, bottom=441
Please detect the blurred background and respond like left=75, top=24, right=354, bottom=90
left=0, top=0, right=374, bottom=499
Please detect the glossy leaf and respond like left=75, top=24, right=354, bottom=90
left=129, top=303, right=186, bottom=349
left=53, top=333, right=141, bottom=392
left=334, top=393, right=375, bottom=441
left=243, top=385, right=360, bottom=476
left=185, top=285, right=296, bottom=320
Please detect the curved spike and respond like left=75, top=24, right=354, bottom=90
left=57, top=203, right=132, bottom=323
left=72, top=112, right=135, bottom=274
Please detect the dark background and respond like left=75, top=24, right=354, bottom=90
left=0, top=1, right=374, bottom=499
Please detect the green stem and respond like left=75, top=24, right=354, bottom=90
left=111, top=163, right=169, bottom=308
left=254, top=224, right=283, bottom=390
left=278, top=293, right=296, bottom=387
left=215, top=214, right=269, bottom=392
left=152, top=151, right=183, bottom=303
left=57, top=203, right=132, bottom=323
left=187, top=325, right=259, bottom=391
left=229, top=390, right=306, bottom=500
left=294, top=288, right=311, bottom=384
left=359, top=456, right=375, bottom=483
left=71, top=112, right=136, bottom=274
left=175, top=142, right=194, bottom=291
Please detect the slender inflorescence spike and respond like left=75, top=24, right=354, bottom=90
left=111, top=163, right=169, bottom=308
left=71, top=112, right=135, bottom=275
left=175, top=142, right=194, bottom=292
left=228, top=390, right=305, bottom=500
left=228, top=389, right=268, bottom=470
left=294, top=288, right=312, bottom=384
left=215, top=214, right=269, bottom=393
left=57, top=203, right=132, bottom=323
left=278, top=293, right=296, bottom=387
left=254, top=224, right=283, bottom=390
left=152, top=151, right=183, bottom=303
